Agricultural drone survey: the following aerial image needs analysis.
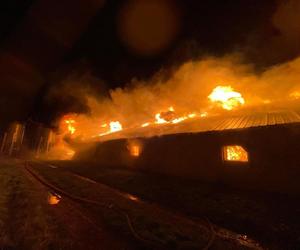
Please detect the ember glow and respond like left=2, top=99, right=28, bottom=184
left=65, top=119, right=76, bottom=134
left=172, top=116, right=187, bottom=124
left=223, top=145, right=248, bottom=162
left=141, top=122, right=150, bottom=127
left=155, top=106, right=175, bottom=124
left=290, top=91, right=300, bottom=100
left=208, top=86, right=245, bottom=110
left=98, top=121, right=123, bottom=136
left=127, top=140, right=142, bottom=157
left=109, top=121, right=123, bottom=132
left=155, top=113, right=168, bottom=124
left=129, top=145, right=141, bottom=157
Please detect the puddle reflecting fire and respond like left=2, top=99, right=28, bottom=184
left=48, top=192, right=61, bottom=205
left=125, top=194, right=140, bottom=201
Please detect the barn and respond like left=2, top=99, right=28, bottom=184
left=75, top=110, right=300, bottom=194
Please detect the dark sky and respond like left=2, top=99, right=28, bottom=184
left=65, top=0, right=277, bottom=86
left=0, top=0, right=299, bottom=127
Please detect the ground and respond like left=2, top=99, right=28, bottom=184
left=0, top=158, right=298, bottom=249
left=0, top=159, right=135, bottom=250
left=37, top=160, right=300, bottom=250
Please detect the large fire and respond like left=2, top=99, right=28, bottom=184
left=208, top=86, right=245, bottom=110
left=58, top=85, right=246, bottom=142
left=39, top=54, right=300, bottom=160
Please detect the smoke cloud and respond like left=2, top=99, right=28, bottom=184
left=246, top=0, right=300, bottom=66
left=54, top=53, right=300, bottom=141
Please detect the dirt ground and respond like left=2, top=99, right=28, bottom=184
left=29, top=160, right=262, bottom=250
left=0, top=158, right=137, bottom=250
left=2, top=157, right=299, bottom=249
left=44, top=160, right=300, bottom=250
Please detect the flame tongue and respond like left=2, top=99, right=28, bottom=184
left=155, top=106, right=175, bottom=124
left=64, top=117, right=76, bottom=134
left=109, top=121, right=123, bottom=132
left=208, top=86, right=245, bottom=110
left=58, top=85, right=246, bottom=142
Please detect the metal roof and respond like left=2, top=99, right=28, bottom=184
left=99, top=110, right=300, bottom=141
left=186, top=111, right=300, bottom=133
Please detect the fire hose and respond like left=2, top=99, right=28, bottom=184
left=24, top=161, right=216, bottom=249
left=24, top=162, right=167, bottom=248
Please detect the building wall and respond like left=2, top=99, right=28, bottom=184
left=75, top=123, right=300, bottom=194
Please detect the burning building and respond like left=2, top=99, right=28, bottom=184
left=75, top=110, right=300, bottom=194
left=53, top=73, right=300, bottom=195
left=2, top=54, right=300, bottom=194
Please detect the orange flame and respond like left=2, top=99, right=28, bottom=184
left=208, top=86, right=245, bottom=110
left=58, top=85, right=246, bottom=144
left=141, top=122, right=150, bottom=127
left=155, top=113, right=168, bottom=124
left=64, top=118, right=76, bottom=134
left=223, top=145, right=248, bottom=162
left=290, top=91, right=300, bottom=100
left=98, top=121, right=123, bottom=136
left=109, top=121, right=123, bottom=132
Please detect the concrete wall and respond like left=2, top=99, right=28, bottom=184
left=75, top=123, right=300, bottom=194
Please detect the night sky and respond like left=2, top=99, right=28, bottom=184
left=0, top=0, right=299, bottom=127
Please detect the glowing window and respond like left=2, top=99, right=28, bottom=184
left=127, top=139, right=143, bottom=157
left=129, top=145, right=141, bottom=157
left=223, top=145, right=248, bottom=162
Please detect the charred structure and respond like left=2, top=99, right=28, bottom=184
left=76, top=112, right=300, bottom=194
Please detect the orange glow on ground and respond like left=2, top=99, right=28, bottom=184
left=48, top=192, right=61, bottom=205
left=125, top=194, right=139, bottom=201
